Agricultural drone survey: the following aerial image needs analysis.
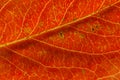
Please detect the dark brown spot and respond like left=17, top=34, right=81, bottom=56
left=59, top=32, right=64, bottom=39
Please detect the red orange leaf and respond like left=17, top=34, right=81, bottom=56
left=0, top=0, right=120, bottom=80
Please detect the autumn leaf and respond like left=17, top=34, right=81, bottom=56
left=1, top=0, right=120, bottom=80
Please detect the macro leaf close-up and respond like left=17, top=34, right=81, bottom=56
left=1, top=0, right=120, bottom=80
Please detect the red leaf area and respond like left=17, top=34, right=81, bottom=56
left=1, top=0, right=120, bottom=80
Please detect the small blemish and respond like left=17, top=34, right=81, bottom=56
left=24, top=27, right=32, bottom=34
left=38, top=21, right=44, bottom=27
left=97, top=45, right=107, bottom=52
left=107, top=26, right=114, bottom=35
left=59, top=32, right=64, bottom=39
left=79, top=33, right=85, bottom=38
left=38, top=49, right=47, bottom=56
left=91, top=24, right=100, bottom=32
left=62, top=18, right=66, bottom=22
left=73, top=18, right=77, bottom=21
left=14, top=31, right=19, bottom=36
left=81, top=69, right=86, bottom=74
left=92, top=27, right=95, bottom=31
left=74, top=31, right=85, bottom=38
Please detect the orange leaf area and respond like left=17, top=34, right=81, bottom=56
left=1, top=0, right=120, bottom=80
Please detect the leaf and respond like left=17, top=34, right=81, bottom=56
left=0, top=0, right=120, bottom=80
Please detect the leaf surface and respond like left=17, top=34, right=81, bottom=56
left=0, top=0, right=120, bottom=80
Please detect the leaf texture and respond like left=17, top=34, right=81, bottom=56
left=0, top=0, right=120, bottom=80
